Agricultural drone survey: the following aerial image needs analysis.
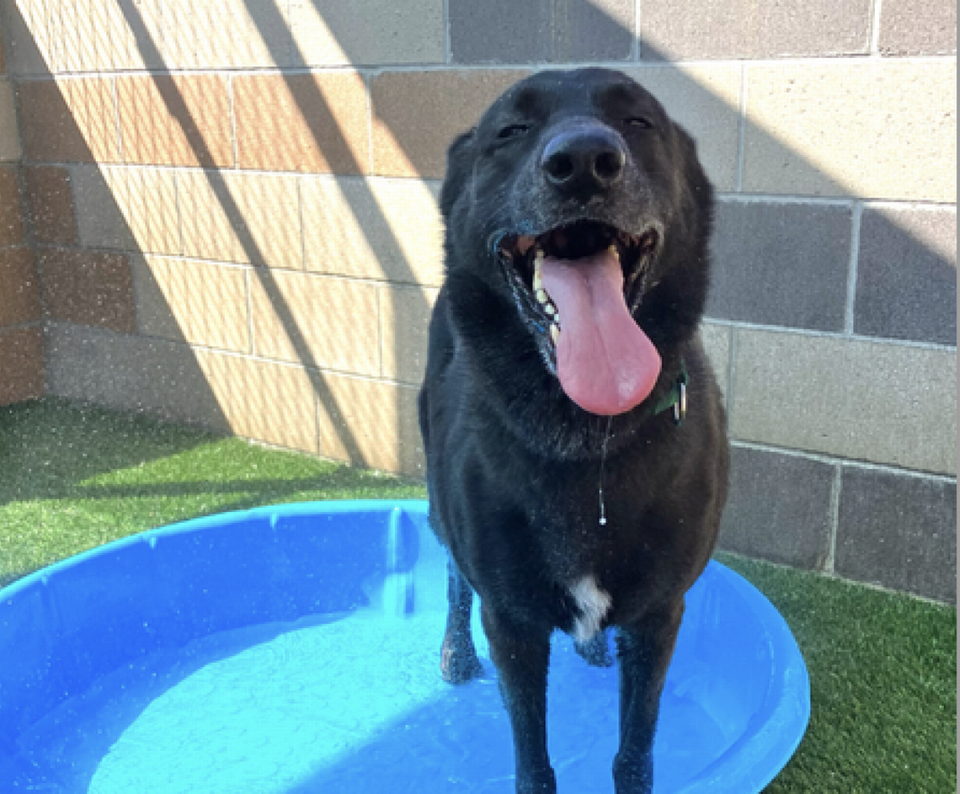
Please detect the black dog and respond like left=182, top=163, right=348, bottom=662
left=418, top=68, right=729, bottom=793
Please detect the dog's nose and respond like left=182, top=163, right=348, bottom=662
left=541, top=127, right=627, bottom=196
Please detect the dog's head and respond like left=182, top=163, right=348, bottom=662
left=441, top=68, right=714, bottom=418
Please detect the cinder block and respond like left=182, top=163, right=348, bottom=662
left=160, top=0, right=292, bottom=69
left=0, top=248, right=40, bottom=326
left=879, top=0, right=957, bottom=56
left=2, top=0, right=60, bottom=76
left=708, top=200, right=853, bottom=332
left=0, top=327, right=44, bottom=406
left=45, top=321, right=230, bottom=431
left=46, top=320, right=321, bottom=453
left=0, top=165, right=23, bottom=246
left=641, top=0, right=872, bottom=60
left=195, top=347, right=319, bottom=454
left=370, top=69, right=531, bottom=179
left=0, top=79, right=19, bottom=162
left=73, top=165, right=180, bottom=255
left=379, top=285, right=438, bottom=385
left=179, top=170, right=302, bottom=269
left=23, top=166, right=78, bottom=246
left=250, top=269, right=381, bottom=377
left=856, top=205, right=957, bottom=346
left=234, top=72, right=369, bottom=175
left=117, top=75, right=233, bottom=168
left=730, top=329, right=957, bottom=475
left=1, top=0, right=161, bottom=74
left=38, top=248, right=136, bottom=334
left=743, top=61, right=957, bottom=202
left=449, top=0, right=634, bottom=64
left=290, top=0, right=444, bottom=66
left=135, top=256, right=251, bottom=353
left=718, top=445, right=836, bottom=570
left=316, top=372, right=424, bottom=476
left=302, top=176, right=444, bottom=286
left=624, top=65, right=742, bottom=192
left=57, top=0, right=163, bottom=73
left=18, top=77, right=119, bottom=164
left=699, top=322, right=731, bottom=400
left=837, top=466, right=956, bottom=603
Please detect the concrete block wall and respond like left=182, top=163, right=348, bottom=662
left=0, top=14, right=44, bottom=406
left=0, top=0, right=954, bottom=602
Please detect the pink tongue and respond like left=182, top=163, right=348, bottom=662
left=541, top=249, right=661, bottom=416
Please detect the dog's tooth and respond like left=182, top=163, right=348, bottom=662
left=536, top=289, right=548, bottom=305
left=533, top=270, right=543, bottom=291
left=550, top=323, right=560, bottom=345
left=609, top=244, right=620, bottom=260
left=545, top=303, right=556, bottom=316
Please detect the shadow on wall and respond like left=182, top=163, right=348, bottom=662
left=2, top=0, right=955, bottom=481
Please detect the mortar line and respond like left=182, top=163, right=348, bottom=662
left=15, top=53, right=957, bottom=81
left=34, top=241, right=440, bottom=291
left=376, top=282, right=385, bottom=380
left=704, top=318, right=956, bottom=353
left=244, top=268, right=255, bottom=356
left=725, top=325, right=738, bottom=420
left=844, top=202, right=864, bottom=335
left=718, top=192, right=855, bottom=207
left=706, top=318, right=956, bottom=352
left=871, top=0, right=885, bottom=55
left=172, top=163, right=185, bottom=257
left=315, top=377, right=324, bottom=458
left=824, top=464, right=842, bottom=573
left=443, top=0, right=452, bottom=65
left=152, top=341, right=421, bottom=390
left=715, top=548, right=953, bottom=608
left=730, top=439, right=958, bottom=483
left=29, top=154, right=957, bottom=211
left=296, top=174, right=307, bottom=271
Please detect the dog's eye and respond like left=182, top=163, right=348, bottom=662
left=626, top=117, right=654, bottom=130
left=498, top=124, right=531, bottom=140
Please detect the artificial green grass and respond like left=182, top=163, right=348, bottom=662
left=1, top=398, right=955, bottom=792
left=0, top=398, right=425, bottom=589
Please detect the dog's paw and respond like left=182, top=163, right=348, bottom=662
left=575, top=632, right=614, bottom=668
left=441, top=636, right=484, bottom=684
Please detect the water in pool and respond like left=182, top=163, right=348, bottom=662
left=13, top=601, right=739, bottom=793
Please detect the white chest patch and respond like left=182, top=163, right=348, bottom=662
left=568, top=576, right=613, bottom=643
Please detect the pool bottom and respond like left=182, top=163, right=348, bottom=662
left=14, top=607, right=736, bottom=794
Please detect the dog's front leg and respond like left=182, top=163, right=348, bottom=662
left=441, top=559, right=483, bottom=683
left=613, top=605, right=684, bottom=794
left=481, top=603, right=556, bottom=794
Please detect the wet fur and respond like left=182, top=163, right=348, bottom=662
left=418, top=68, right=729, bottom=793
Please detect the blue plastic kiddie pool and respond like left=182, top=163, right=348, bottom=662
left=0, top=500, right=809, bottom=793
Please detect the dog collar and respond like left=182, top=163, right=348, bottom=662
left=653, top=362, right=688, bottom=426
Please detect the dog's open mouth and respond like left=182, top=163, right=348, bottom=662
left=497, top=220, right=663, bottom=416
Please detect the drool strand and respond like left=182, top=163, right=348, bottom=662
left=598, top=416, right=613, bottom=526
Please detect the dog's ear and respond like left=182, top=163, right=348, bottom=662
left=440, top=129, right=477, bottom=219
